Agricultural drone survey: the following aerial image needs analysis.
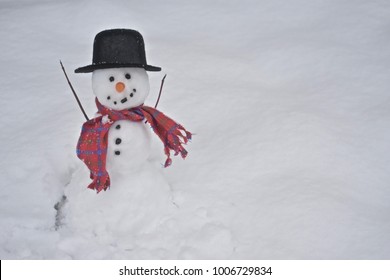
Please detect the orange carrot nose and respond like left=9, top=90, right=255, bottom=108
left=115, top=82, right=125, bottom=93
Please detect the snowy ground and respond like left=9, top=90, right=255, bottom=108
left=1, top=0, right=390, bottom=259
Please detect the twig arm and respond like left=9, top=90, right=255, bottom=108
left=154, top=74, right=167, bottom=108
left=60, top=60, right=89, bottom=121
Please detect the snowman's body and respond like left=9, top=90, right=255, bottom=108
left=106, top=119, right=151, bottom=174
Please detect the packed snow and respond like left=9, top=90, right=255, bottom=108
left=1, top=0, right=390, bottom=259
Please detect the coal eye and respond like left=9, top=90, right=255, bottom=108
left=125, top=73, right=131, bottom=79
left=109, top=76, right=115, bottom=82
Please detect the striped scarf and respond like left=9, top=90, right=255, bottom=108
left=77, top=98, right=192, bottom=193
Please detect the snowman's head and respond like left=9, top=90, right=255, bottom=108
left=92, top=67, right=150, bottom=110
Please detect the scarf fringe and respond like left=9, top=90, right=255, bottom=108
left=87, top=172, right=110, bottom=193
left=163, top=126, right=192, bottom=167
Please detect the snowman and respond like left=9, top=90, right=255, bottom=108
left=74, top=29, right=191, bottom=192
left=60, top=29, right=191, bottom=249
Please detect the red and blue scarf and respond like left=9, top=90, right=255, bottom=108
left=77, top=98, right=192, bottom=193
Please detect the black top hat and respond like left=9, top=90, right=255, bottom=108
left=75, top=29, right=161, bottom=73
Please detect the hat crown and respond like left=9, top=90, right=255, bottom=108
left=75, top=29, right=161, bottom=73
left=93, top=29, right=146, bottom=66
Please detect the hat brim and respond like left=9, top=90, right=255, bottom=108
left=74, top=63, right=161, bottom=73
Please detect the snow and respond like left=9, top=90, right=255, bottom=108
left=101, top=115, right=112, bottom=124
left=1, top=0, right=390, bottom=259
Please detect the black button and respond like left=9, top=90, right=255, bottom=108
left=115, top=138, right=122, bottom=145
left=116, top=124, right=121, bottom=129
left=115, top=150, right=120, bottom=155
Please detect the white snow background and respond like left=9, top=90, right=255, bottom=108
left=0, top=0, right=390, bottom=259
